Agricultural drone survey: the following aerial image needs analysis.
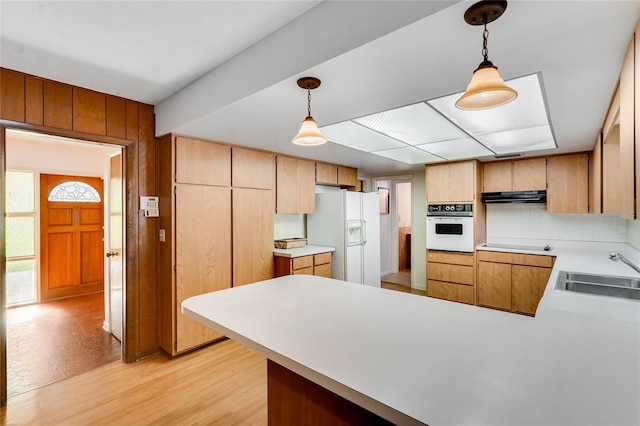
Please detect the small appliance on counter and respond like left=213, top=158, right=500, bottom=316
left=426, top=203, right=474, bottom=253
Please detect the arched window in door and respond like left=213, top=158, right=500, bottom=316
left=47, top=181, right=101, bottom=202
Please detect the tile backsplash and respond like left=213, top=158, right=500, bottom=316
left=486, top=204, right=628, bottom=243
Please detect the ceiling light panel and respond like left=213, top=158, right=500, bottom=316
left=353, top=102, right=468, bottom=145
left=428, top=73, right=551, bottom=135
left=321, top=121, right=407, bottom=152
left=416, top=137, right=494, bottom=160
left=372, top=146, right=443, bottom=164
left=477, top=126, right=555, bottom=154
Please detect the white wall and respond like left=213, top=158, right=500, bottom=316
left=486, top=204, right=628, bottom=243
left=274, top=214, right=306, bottom=240
left=627, top=220, right=640, bottom=249
left=396, top=182, right=411, bottom=227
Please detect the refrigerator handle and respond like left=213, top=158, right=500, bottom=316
left=361, top=219, right=367, bottom=245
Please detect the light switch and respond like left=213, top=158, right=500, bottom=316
left=159, top=229, right=166, bottom=242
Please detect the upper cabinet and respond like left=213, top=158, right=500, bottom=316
left=426, top=161, right=476, bottom=202
left=337, top=166, right=357, bottom=188
left=276, top=156, right=316, bottom=214
left=232, top=147, right=275, bottom=190
left=316, top=162, right=338, bottom=185
left=547, top=154, right=589, bottom=214
left=483, top=158, right=547, bottom=193
left=175, top=136, right=231, bottom=186
left=620, top=27, right=636, bottom=220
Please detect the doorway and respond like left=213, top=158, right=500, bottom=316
left=4, top=129, right=124, bottom=397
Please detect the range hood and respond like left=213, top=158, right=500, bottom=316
left=482, top=190, right=547, bottom=204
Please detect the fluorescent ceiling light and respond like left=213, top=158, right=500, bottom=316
left=320, top=72, right=556, bottom=164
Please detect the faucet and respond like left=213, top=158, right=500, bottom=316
left=609, top=252, right=640, bottom=274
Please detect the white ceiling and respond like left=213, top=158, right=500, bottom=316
left=1, top=1, right=638, bottom=176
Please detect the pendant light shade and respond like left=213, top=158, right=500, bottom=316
left=455, top=60, right=518, bottom=110
left=292, top=115, right=327, bottom=146
left=292, top=77, right=327, bottom=146
left=456, top=0, right=517, bottom=111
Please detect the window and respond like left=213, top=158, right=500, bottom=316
left=6, top=171, right=37, bottom=306
left=48, top=181, right=101, bottom=202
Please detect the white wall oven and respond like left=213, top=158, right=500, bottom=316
left=426, top=203, right=474, bottom=253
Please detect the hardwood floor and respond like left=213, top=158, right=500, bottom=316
left=6, top=292, right=121, bottom=397
left=381, top=269, right=411, bottom=287
left=1, top=339, right=267, bottom=425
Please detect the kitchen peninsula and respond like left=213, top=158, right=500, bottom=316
left=183, top=270, right=640, bottom=425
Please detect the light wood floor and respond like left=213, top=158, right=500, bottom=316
left=0, top=339, right=267, bottom=425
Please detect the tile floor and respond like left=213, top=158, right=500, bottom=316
left=6, top=292, right=121, bottom=397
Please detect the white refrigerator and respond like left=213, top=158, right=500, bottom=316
left=307, top=191, right=381, bottom=287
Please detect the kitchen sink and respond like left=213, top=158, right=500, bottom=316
left=556, top=271, right=640, bottom=301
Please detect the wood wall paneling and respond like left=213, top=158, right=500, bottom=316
left=43, top=80, right=73, bottom=130
left=73, top=88, right=106, bottom=135
left=25, top=76, right=43, bottom=125
left=0, top=68, right=25, bottom=122
left=106, top=95, right=126, bottom=139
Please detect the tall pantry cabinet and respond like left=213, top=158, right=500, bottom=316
left=157, top=136, right=276, bottom=355
left=157, top=135, right=232, bottom=355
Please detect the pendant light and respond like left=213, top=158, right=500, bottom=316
left=292, top=77, right=327, bottom=146
left=456, top=0, right=517, bottom=110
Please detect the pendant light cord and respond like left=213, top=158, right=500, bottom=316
left=307, top=88, right=312, bottom=116
left=482, top=20, right=489, bottom=62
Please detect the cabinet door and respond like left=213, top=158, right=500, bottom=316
left=426, top=163, right=449, bottom=202
left=448, top=161, right=475, bottom=202
left=512, top=265, right=551, bottom=316
left=175, top=136, right=231, bottom=186
left=232, top=147, right=276, bottom=190
left=477, top=262, right=511, bottom=310
left=590, top=134, right=603, bottom=214
left=513, top=158, right=547, bottom=191
left=547, top=154, right=589, bottom=213
left=233, top=188, right=275, bottom=286
left=603, top=130, right=622, bottom=215
left=337, top=166, right=357, bottom=187
left=316, top=163, right=338, bottom=185
left=483, top=162, right=512, bottom=192
left=276, top=156, right=315, bottom=214
left=620, top=38, right=635, bottom=220
left=175, top=184, right=231, bottom=353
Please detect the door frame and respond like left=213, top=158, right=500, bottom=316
left=0, top=121, right=134, bottom=405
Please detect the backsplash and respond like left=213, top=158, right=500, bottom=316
left=486, top=204, right=628, bottom=243
left=627, top=220, right=640, bottom=250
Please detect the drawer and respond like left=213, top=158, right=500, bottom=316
left=314, top=263, right=332, bottom=278
left=477, top=250, right=554, bottom=267
left=292, top=266, right=313, bottom=275
left=427, top=280, right=475, bottom=305
left=427, top=251, right=474, bottom=266
left=314, top=252, right=332, bottom=266
left=427, top=263, right=474, bottom=285
left=292, top=256, right=313, bottom=270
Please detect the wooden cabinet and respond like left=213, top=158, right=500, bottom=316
left=547, top=154, right=589, bottom=213
left=426, top=161, right=476, bottom=202
left=337, top=166, right=357, bottom=188
left=175, top=136, right=231, bottom=186
left=590, top=133, right=603, bottom=214
left=316, top=163, right=338, bottom=185
left=233, top=188, right=275, bottom=286
left=274, top=252, right=333, bottom=278
left=483, top=158, right=547, bottom=192
left=232, top=147, right=275, bottom=190
left=276, top=156, right=316, bottom=214
left=426, top=251, right=475, bottom=305
left=157, top=135, right=232, bottom=355
left=158, top=134, right=276, bottom=354
left=476, top=251, right=553, bottom=316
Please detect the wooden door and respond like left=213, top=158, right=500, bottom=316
left=40, top=174, right=104, bottom=300
left=175, top=184, right=231, bottom=353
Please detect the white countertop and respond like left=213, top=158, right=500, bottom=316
left=273, top=244, right=335, bottom=258
left=183, top=274, right=640, bottom=425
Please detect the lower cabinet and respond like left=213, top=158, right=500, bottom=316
left=426, top=251, right=475, bottom=305
left=476, top=251, right=554, bottom=316
left=274, top=252, right=332, bottom=278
